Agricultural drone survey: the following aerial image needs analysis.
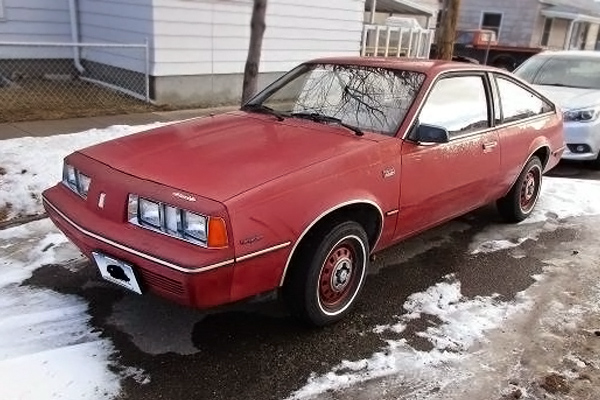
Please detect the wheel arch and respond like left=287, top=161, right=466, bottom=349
left=490, top=54, right=517, bottom=71
left=532, top=145, right=551, bottom=170
left=502, top=144, right=550, bottom=198
left=279, top=200, right=383, bottom=287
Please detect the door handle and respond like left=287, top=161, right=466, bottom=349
left=482, top=141, right=498, bottom=151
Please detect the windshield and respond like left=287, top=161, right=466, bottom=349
left=246, top=63, right=425, bottom=136
left=515, top=55, right=600, bottom=89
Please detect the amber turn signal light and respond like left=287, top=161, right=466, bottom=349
left=208, top=217, right=228, bottom=248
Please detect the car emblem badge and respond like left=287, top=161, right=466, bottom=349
left=382, top=167, right=396, bottom=178
left=173, top=192, right=197, bottom=202
left=98, top=192, right=106, bottom=209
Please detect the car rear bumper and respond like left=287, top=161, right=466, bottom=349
left=42, top=186, right=235, bottom=309
left=561, top=121, right=600, bottom=161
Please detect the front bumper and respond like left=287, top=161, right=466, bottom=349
left=43, top=186, right=235, bottom=309
left=561, top=120, right=600, bottom=161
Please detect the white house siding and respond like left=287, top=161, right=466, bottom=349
left=457, top=0, right=539, bottom=47
left=0, top=0, right=72, bottom=58
left=365, top=0, right=439, bottom=28
left=151, top=0, right=365, bottom=77
left=78, top=0, right=153, bottom=74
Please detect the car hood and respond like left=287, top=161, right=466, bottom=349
left=80, top=112, right=374, bottom=202
left=532, top=84, right=600, bottom=110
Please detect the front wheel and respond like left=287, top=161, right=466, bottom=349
left=588, top=151, right=600, bottom=170
left=283, top=221, right=369, bottom=327
left=497, top=156, right=543, bottom=223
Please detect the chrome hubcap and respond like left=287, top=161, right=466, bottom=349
left=330, top=258, right=353, bottom=292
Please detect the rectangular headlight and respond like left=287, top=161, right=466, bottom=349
left=183, top=211, right=207, bottom=242
left=138, top=198, right=161, bottom=228
left=62, top=163, right=78, bottom=191
left=164, top=205, right=182, bottom=234
left=62, top=162, right=92, bottom=198
left=127, top=195, right=223, bottom=247
left=78, top=173, right=91, bottom=198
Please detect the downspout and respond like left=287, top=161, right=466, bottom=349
left=68, top=0, right=85, bottom=73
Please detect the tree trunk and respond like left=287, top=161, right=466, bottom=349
left=242, top=0, right=268, bottom=104
left=435, top=0, right=461, bottom=60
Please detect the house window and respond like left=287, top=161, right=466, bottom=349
left=481, top=12, right=502, bottom=36
left=541, top=18, right=553, bottom=46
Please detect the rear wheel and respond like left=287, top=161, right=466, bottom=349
left=497, top=157, right=543, bottom=223
left=283, top=221, right=369, bottom=327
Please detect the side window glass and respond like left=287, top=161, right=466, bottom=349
left=419, top=76, right=489, bottom=138
left=496, top=76, right=554, bottom=123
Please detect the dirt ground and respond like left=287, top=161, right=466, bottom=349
left=0, top=78, right=170, bottom=123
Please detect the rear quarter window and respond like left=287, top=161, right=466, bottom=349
left=495, top=76, right=554, bottom=123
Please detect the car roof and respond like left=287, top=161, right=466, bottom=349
left=536, top=50, right=600, bottom=59
left=305, top=56, right=497, bottom=74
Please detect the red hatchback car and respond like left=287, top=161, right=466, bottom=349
left=43, top=58, right=564, bottom=326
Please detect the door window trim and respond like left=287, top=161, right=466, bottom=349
left=407, top=71, right=494, bottom=142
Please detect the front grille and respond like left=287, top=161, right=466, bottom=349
left=140, top=269, right=185, bottom=296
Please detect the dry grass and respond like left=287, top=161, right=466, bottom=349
left=0, top=202, right=12, bottom=223
left=0, top=78, right=173, bottom=123
left=540, top=373, right=571, bottom=394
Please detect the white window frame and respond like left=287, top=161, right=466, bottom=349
left=540, top=17, right=554, bottom=46
left=480, top=11, right=503, bottom=39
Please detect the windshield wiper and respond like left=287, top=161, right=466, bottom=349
left=541, top=82, right=590, bottom=89
left=241, top=103, right=286, bottom=121
left=541, top=83, right=569, bottom=87
left=290, top=112, right=364, bottom=136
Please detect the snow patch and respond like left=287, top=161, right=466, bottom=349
left=287, top=276, right=531, bottom=399
left=470, top=177, right=600, bottom=255
left=0, top=122, right=166, bottom=221
left=0, top=220, right=128, bottom=399
left=527, top=177, right=600, bottom=223
left=471, top=238, right=530, bottom=254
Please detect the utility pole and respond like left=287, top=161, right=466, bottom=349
left=435, top=0, right=461, bottom=60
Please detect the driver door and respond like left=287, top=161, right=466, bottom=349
left=395, top=73, right=501, bottom=240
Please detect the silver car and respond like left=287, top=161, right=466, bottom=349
left=514, top=51, right=600, bottom=168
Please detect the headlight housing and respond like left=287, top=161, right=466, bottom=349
left=128, top=195, right=227, bottom=248
left=563, top=107, right=600, bottom=123
left=62, top=162, right=92, bottom=198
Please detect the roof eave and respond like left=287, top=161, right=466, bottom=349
left=541, top=9, right=600, bottom=24
left=365, top=0, right=435, bottom=16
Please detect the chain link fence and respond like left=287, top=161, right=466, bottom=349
left=0, top=42, right=154, bottom=123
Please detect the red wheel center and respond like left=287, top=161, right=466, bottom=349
left=520, top=169, right=539, bottom=211
left=319, top=244, right=356, bottom=309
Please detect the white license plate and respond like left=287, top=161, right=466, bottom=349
left=92, top=252, right=142, bottom=295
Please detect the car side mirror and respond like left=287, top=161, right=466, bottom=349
left=414, top=123, right=450, bottom=144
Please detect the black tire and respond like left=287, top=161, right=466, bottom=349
left=497, top=156, right=543, bottom=223
left=588, top=152, right=600, bottom=170
left=283, top=221, right=369, bottom=327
